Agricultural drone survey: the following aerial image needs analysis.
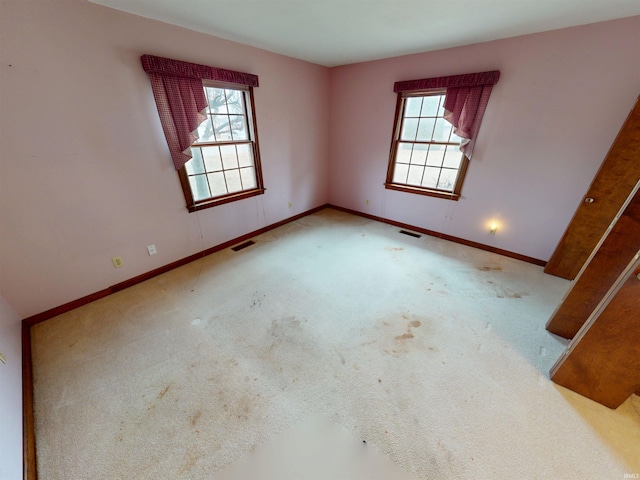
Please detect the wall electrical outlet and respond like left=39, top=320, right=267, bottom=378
left=288, top=201, right=293, bottom=209
left=112, top=256, right=124, bottom=268
left=365, top=199, right=370, bottom=205
left=147, top=244, right=157, bottom=256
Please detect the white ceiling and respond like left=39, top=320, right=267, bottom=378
left=89, top=0, right=640, bottom=67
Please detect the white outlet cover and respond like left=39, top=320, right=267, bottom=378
left=147, top=244, right=157, bottom=255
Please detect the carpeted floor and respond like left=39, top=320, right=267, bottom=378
left=31, top=208, right=640, bottom=479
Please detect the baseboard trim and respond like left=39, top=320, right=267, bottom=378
left=327, top=204, right=547, bottom=267
left=21, top=202, right=327, bottom=480
left=21, top=201, right=545, bottom=479
left=22, top=204, right=328, bottom=327
left=22, top=323, right=36, bottom=480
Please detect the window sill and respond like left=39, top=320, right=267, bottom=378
left=187, top=188, right=266, bottom=212
left=384, top=183, right=460, bottom=201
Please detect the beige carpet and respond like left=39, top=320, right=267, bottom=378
left=31, top=208, right=640, bottom=479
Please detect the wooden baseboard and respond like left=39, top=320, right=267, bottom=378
left=21, top=203, right=327, bottom=479
left=22, top=201, right=545, bottom=479
left=327, top=204, right=547, bottom=267
left=22, top=204, right=328, bottom=327
left=22, top=323, right=36, bottom=480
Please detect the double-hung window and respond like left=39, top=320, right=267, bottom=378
left=141, top=55, right=264, bottom=212
left=386, top=70, right=500, bottom=201
left=180, top=83, right=263, bottom=209
left=387, top=90, right=468, bottom=198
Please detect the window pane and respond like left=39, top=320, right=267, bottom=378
left=240, top=167, right=257, bottom=190
left=225, top=169, right=242, bottom=193
left=437, top=169, right=458, bottom=191
left=220, top=145, right=239, bottom=169
left=237, top=144, right=254, bottom=167
left=225, top=89, right=243, bottom=114
left=426, top=144, right=445, bottom=166
left=212, top=115, right=232, bottom=141
left=189, top=174, right=210, bottom=201
left=196, top=116, right=215, bottom=143
left=416, top=117, right=436, bottom=141
left=442, top=147, right=462, bottom=168
left=433, top=118, right=453, bottom=142
left=229, top=115, right=247, bottom=141
left=207, top=171, right=227, bottom=197
left=395, top=142, right=412, bottom=164
left=410, top=144, right=427, bottom=165
left=421, top=95, right=441, bottom=117
left=186, top=148, right=205, bottom=174
left=387, top=91, right=472, bottom=199
left=407, top=165, right=424, bottom=186
left=392, top=162, right=409, bottom=184
left=404, top=97, right=422, bottom=117
left=206, top=87, right=227, bottom=114
left=422, top=167, right=440, bottom=189
left=401, top=118, right=418, bottom=141
left=202, top=146, right=222, bottom=172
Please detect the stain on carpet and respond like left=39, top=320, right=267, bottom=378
left=157, top=385, right=171, bottom=399
left=334, top=347, right=346, bottom=365
left=370, top=314, right=430, bottom=357
left=494, top=287, right=529, bottom=299
left=178, top=448, right=205, bottom=475
left=395, top=332, right=414, bottom=340
left=395, top=319, right=421, bottom=340
left=191, top=410, right=202, bottom=427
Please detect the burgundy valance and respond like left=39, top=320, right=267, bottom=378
left=393, top=70, right=499, bottom=93
left=141, top=55, right=259, bottom=171
left=394, top=70, right=500, bottom=160
left=141, top=54, right=259, bottom=87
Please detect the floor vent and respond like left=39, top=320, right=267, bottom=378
left=399, top=230, right=422, bottom=238
left=231, top=240, right=255, bottom=252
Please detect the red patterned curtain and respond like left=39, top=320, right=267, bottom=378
left=141, top=55, right=259, bottom=171
left=394, top=70, right=500, bottom=159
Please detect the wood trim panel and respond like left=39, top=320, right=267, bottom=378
left=23, top=290, right=112, bottom=328
left=22, top=323, right=37, bottom=480
left=550, top=257, right=640, bottom=409
left=187, top=188, right=266, bottom=212
left=384, top=183, right=461, bottom=201
left=327, top=204, right=546, bottom=266
left=545, top=96, right=640, bottom=279
left=546, top=184, right=640, bottom=338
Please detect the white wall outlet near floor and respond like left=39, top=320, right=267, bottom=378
left=147, top=244, right=157, bottom=256
left=288, top=201, right=293, bottom=209
left=112, top=256, right=124, bottom=268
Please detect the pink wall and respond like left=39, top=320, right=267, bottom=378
left=328, top=17, right=640, bottom=261
left=1, top=0, right=639, bottom=321
left=0, top=296, right=22, bottom=479
left=0, top=0, right=330, bottom=318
